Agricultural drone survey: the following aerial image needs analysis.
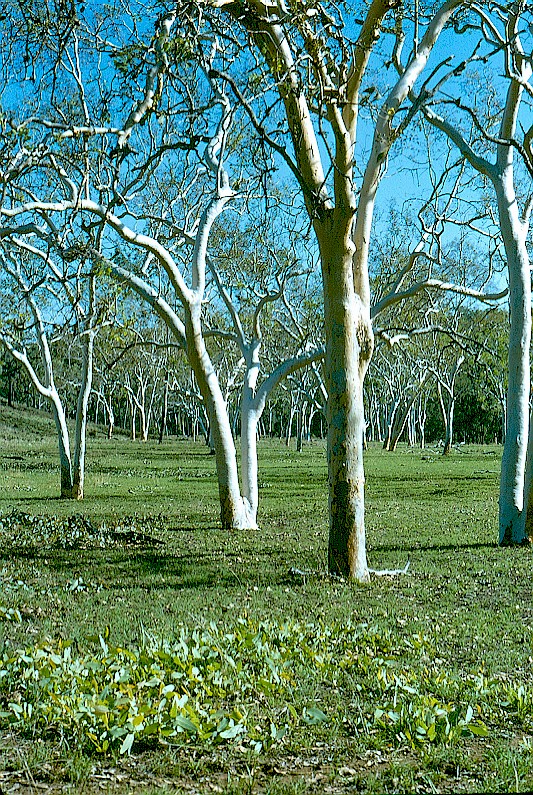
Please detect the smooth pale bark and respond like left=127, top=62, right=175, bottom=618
left=159, top=372, right=169, bottom=444
left=184, top=302, right=255, bottom=530
left=389, top=380, right=428, bottom=452
left=418, top=395, right=427, bottom=449
left=318, top=222, right=373, bottom=581
left=497, top=178, right=531, bottom=543
left=0, top=262, right=78, bottom=499
left=433, top=357, right=464, bottom=456
left=107, top=402, right=115, bottom=438
left=1, top=330, right=91, bottom=499
left=7, top=114, right=247, bottom=517
left=129, top=399, right=137, bottom=440
left=495, top=54, right=532, bottom=544
left=211, top=0, right=393, bottom=578
left=1, top=0, right=465, bottom=574
left=237, top=342, right=324, bottom=527
left=0, top=340, right=74, bottom=498
left=50, top=393, right=74, bottom=498
left=319, top=0, right=461, bottom=576
left=442, top=403, right=454, bottom=455
left=239, top=342, right=261, bottom=525
left=498, top=384, right=506, bottom=445
left=523, top=415, right=533, bottom=540
left=383, top=396, right=400, bottom=451
left=206, top=247, right=325, bottom=527
left=240, top=399, right=259, bottom=524
left=0, top=239, right=100, bottom=498
left=95, top=388, right=115, bottom=438
left=72, top=329, right=95, bottom=500
left=421, top=111, right=531, bottom=539
left=123, top=369, right=158, bottom=443
left=438, top=382, right=455, bottom=456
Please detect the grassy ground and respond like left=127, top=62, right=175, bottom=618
left=1, top=402, right=532, bottom=793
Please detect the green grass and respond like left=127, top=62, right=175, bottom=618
left=1, top=402, right=533, bottom=793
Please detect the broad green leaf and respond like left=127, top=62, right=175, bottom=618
left=303, top=706, right=327, bottom=725
left=219, top=722, right=243, bottom=739
left=469, top=722, right=489, bottom=737
left=175, top=714, right=197, bottom=733
left=119, top=733, right=134, bottom=755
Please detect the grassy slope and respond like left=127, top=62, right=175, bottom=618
left=0, top=402, right=532, bottom=793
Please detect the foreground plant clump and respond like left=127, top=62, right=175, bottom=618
left=0, top=509, right=164, bottom=550
left=0, top=618, right=496, bottom=757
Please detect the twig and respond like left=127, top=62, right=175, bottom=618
left=288, top=560, right=411, bottom=581
left=369, top=560, right=410, bottom=577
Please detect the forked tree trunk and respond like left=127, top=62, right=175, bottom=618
left=237, top=341, right=324, bottom=529
left=389, top=401, right=407, bottom=452
left=390, top=377, right=429, bottom=451
left=422, top=34, right=531, bottom=544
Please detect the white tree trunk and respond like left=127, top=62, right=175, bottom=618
left=237, top=338, right=324, bottom=529
left=417, top=394, right=427, bottom=450
left=159, top=372, right=169, bottom=444
left=320, top=226, right=372, bottom=582
left=72, top=329, right=95, bottom=500
left=498, top=176, right=531, bottom=544
left=420, top=22, right=532, bottom=544
left=240, top=400, right=260, bottom=527
left=107, top=400, right=115, bottom=439
left=239, top=345, right=261, bottom=527
left=50, top=392, right=74, bottom=499
left=442, top=399, right=455, bottom=456
left=185, top=303, right=256, bottom=530
left=383, top=395, right=400, bottom=451
left=0, top=294, right=75, bottom=499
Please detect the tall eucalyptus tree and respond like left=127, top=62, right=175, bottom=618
left=413, top=1, right=533, bottom=543
left=201, top=0, right=475, bottom=578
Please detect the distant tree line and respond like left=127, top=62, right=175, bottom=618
left=0, top=303, right=508, bottom=450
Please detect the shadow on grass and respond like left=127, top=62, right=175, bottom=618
left=370, top=541, right=498, bottom=553
left=0, top=545, right=292, bottom=590
left=0, top=496, right=66, bottom=503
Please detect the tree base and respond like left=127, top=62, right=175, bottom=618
left=499, top=535, right=530, bottom=547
